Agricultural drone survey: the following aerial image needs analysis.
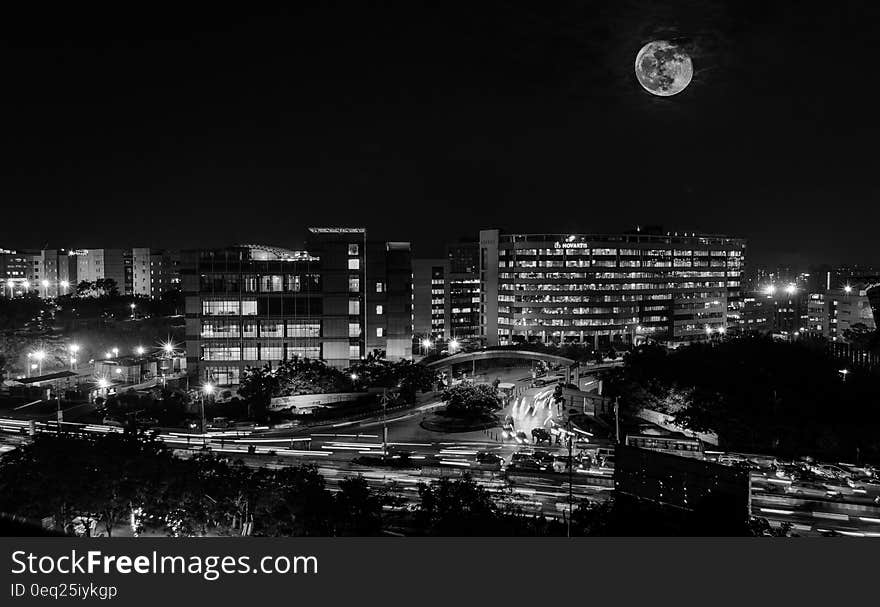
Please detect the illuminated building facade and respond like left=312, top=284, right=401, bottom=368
left=478, top=229, right=746, bottom=348
left=184, top=230, right=413, bottom=385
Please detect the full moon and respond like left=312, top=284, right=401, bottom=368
left=634, top=40, right=693, bottom=97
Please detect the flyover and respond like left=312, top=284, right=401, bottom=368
left=425, top=349, right=581, bottom=384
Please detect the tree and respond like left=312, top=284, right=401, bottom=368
left=440, top=383, right=502, bottom=418
left=332, top=476, right=385, bottom=536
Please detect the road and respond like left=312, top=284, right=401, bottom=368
left=3, top=366, right=880, bottom=536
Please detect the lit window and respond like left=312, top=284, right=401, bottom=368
left=376, top=281, right=384, bottom=293
left=376, top=305, right=383, bottom=315
left=376, top=327, right=384, bottom=337
left=349, top=299, right=360, bottom=315
left=349, top=277, right=360, bottom=292
left=348, top=323, right=361, bottom=337
left=348, top=258, right=360, bottom=270
left=349, top=345, right=361, bottom=359
left=348, top=244, right=359, bottom=256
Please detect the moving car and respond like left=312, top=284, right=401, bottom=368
left=785, top=481, right=839, bottom=499
left=510, top=452, right=547, bottom=472
left=514, top=431, right=529, bottom=444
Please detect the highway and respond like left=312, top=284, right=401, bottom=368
left=3, top=370, right=880, bottom=536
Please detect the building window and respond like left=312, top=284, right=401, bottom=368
left=202, top=346, right=241, bottom=361
left=260, top=275, right=283, bottom=292
left=348, top=258, right=360, bottom=270
left=259, top=320, right=284, bottom=337
left=349, top=277, right=360, bottom=292
left=286, top=275, right=301, bottom=292
left=202, top=299, right=240, bottom=316
left=376, top=281, right=384, bottom=293
left=201, top=320, right=240, bottom=338
left=288, top=346, right=321, bottom=359
left=286, top=321, right=321, bottom=338
left=204, top=366, right=240, bottom=386
left=349, top=299, right=360, bottom=315
left=376, top=304, right=383, bottom=315
left=349, top=345, right=361, bottom=359
left=260, top=345, right=284, bottom=360
left=376, top=327, right=384, bottom=337
left=241, top=299, right=258, bottom=315
left=348, top=244, right=359, bottom=256
left=242, top=346, right=258, bottom=360
left=348, top=322, right=362, bottom=337
left=242, top=321, right=258, bottom=337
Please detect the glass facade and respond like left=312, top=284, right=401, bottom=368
left=481, top=231, right=746, bottom=347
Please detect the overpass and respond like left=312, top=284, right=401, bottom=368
left=425, top=349, right=581, bottom=384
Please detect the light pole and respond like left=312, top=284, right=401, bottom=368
left=130, top=302, right=136, bottom=319
left=421, top=337, right=432, bottom=357
left=449, top=338, right=459, bottom=354
left=6, top=279, right=14, bottom=299
left=135, top=346, right=145, bottom=357
left=60, top=280, right=69, bottom=296
left=201, top=383, right=214, bottom=433
left=69, top=344, right=79, bottom=371
left=41, top=279, right=50, bottom=298
left=33, top=350, right=45, bottom=376
left=839, top=368, right=850, bottom=383
left=112, top=347, right=119, bottom=358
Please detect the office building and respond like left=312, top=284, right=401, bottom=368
left=477, top=229, right=746, bottom=348
left=183, top=229, right=413, bottom=385
left=412, top=258, right=448, bottom=342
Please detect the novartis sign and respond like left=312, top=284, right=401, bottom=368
left=554, top=241, right=589, bottom=249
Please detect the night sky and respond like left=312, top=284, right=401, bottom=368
left=1, top=1, right=878, bottom=267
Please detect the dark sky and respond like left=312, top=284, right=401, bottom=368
left=1, top=1, right=878, bottom=267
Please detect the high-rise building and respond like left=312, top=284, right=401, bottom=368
left=183, top=230, right=413, bottom=385
left=477, top=229, right=745, bottom=348
left=412, top=258, right=448, bottom=341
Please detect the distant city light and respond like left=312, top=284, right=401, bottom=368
left=97, top=378, right=110, bottom=389
left=421, top=338, right=432, bottom=348
left=136, top=346, right=145, bottom=356
left=41, top=279, right=49, bottom=288
left=202, top=383, right=215, bottom=395
left=69, top=344, right=79, bottom=353
left=844, top=285, right=853, bottom=293
left=785, top=284, right=797, bottom=294
left=350, top=373, right=358, bottom=381
left=32, top=350, right=45, bottom=361
left=718, top=326, right=727, bottom=334
left=449, top=339, right=460, bottom=351
left=764, top=285, right=776, bottom=295
left=60, top=280, right=69, bottom=289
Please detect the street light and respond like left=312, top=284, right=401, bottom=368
left=844, top=285, right=853, bottom=294
left=41, top=279, right=49, bottom=297
left=32, top=350, right=45, bottom=375
left=718, top=326, right=727, bottom=335
left=130, top=302, right=136, bottom=319
left=839, top=369, right=850, bottom=383
left=68, top=344, right=79, bottom=370
left=135, top=346, right=145, bottom=357
left=785, top=284, right=797, bottom=295
left=60, top=280, right=69, bottom=295
left=200, top=383, right=215, bottom=433
left=449, top=339, right=460, bottom=353
left=112, top=347, right=119, bottom=358
left=350, top=373, right=359, bottom=381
